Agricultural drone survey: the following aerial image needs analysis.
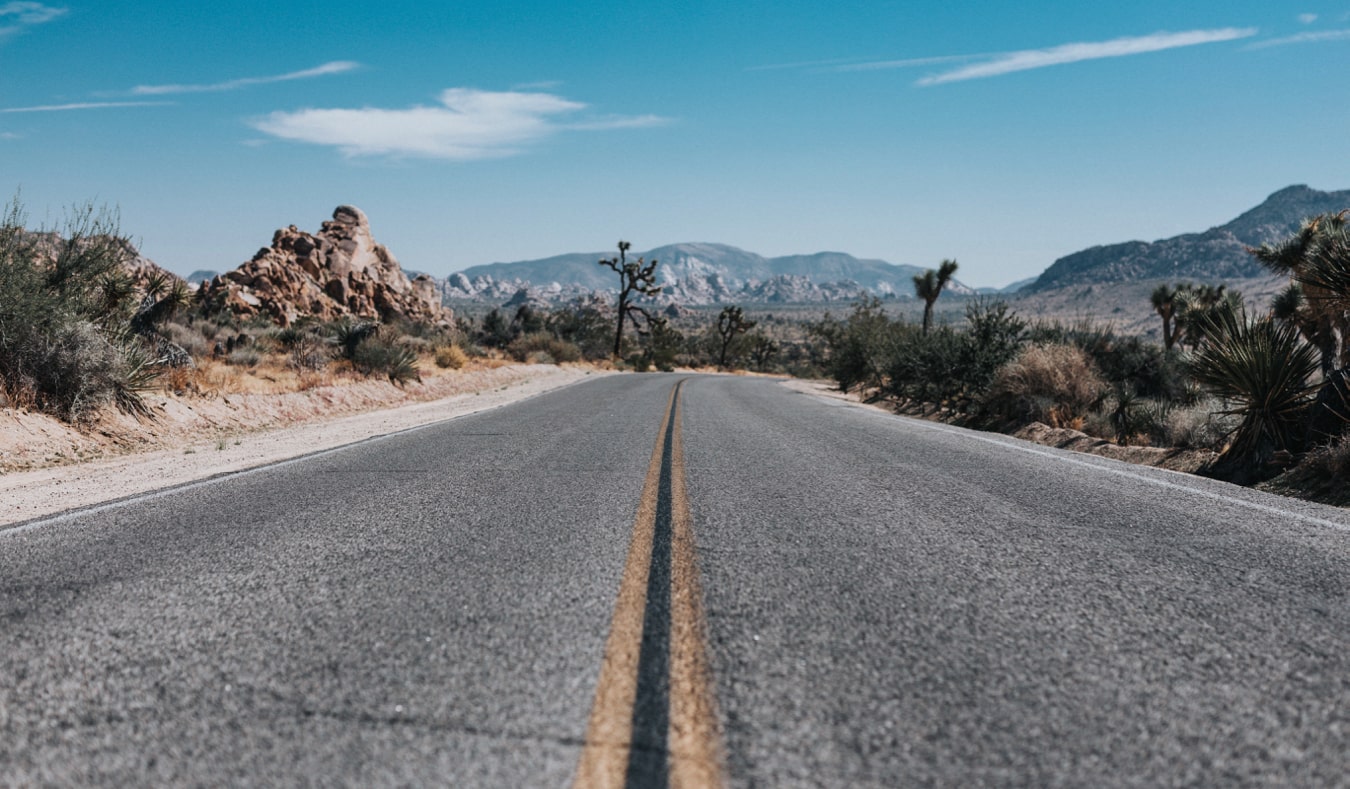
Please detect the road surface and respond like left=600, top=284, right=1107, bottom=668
left=3, top=374, right=1347, bottom=786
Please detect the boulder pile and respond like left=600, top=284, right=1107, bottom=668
left=201, top=206, right=450, bottom=326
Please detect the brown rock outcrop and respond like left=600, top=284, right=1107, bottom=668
left=200, top=206, right=450, bottom=327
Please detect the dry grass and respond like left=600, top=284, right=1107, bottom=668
left=435, top=345, right=468, bottom=369
left=986, top=343, right=1108, bottom=427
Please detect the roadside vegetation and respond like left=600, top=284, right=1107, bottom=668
left=13, top=198, right=1350, bottom=504
left=813, top=237, right=1350, bottom=497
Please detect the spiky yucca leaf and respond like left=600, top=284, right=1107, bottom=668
left=1190, top=309, right=1319, bottom=467
left=1297, top=223, right=1350, bottom=297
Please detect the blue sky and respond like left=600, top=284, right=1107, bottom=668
left=3, top=1, right=1349, bottom=287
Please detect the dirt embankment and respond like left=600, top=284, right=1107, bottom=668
left=0, top=364, right=606, bottom=526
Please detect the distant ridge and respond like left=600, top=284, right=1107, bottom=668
left=1027, top=185, right=1350, bottom=292
left=448, top=242, right=974, bottom=304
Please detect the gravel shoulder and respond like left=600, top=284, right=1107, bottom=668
left=0, top=364, right=607, bottom=526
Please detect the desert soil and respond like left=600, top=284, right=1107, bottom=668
left=0, top=364, right=606, bottom=526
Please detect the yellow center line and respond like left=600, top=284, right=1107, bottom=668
left=666, top=386, right=726, bottom=789
left=572, top=380, right=725, bottom=789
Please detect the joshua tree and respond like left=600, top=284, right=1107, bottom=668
left=913, top=259, right=958, bottom=335
left=1150, top=283, right=1190, bottom=350
left=1250, top=211, right=1350, bottom=375
left=715, top=305, right=756, bottom=368
left=598, top=240, right=662, bottom=357
left=748, top=331, right=779, bottom=372
left=1176, top=284, right=1243, bottom=352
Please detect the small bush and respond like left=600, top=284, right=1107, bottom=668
left=164, top=321, right=211, bottom=358
left=434, top=344, right=468, bottom=369
left=984, top=343, right=1107, bottom=427
left=1163, top=399, right=1238, bottom=451
left=226, top=348, right=261, bottom=368
left=351, top=334, right=420, bottom=384
left=506, top=332, right=582, bottom=364
left=0, top=201, right=160, bottom=420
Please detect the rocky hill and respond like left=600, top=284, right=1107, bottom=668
left=1028, top=185, right=1350, bottom=292
left=443, top=242, right=974, bottom=305
left=200, top=206, right=450, bottom=327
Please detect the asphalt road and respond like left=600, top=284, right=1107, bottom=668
left=2, top=374, right=1348, bottom=787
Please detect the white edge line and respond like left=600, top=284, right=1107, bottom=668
left=792, top=385, right=1350, bottom=535
left=1, top=374, right=601, bottom=538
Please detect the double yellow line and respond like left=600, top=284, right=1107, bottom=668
left=573, top=380, right=725, bottom=789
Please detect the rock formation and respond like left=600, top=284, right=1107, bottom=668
left=201, top=206, right=450, bottom=326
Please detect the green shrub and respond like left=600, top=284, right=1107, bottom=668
left=0, top=200, right=159, bottom=420
left=811, top=297, right=902, bottom=393
left=350, top=333, right=420, bottom=384
left=332, top=319, right=380, bottom=360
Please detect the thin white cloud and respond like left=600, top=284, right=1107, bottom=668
left=131, top=61, right=360, bottom=95
left=747, top=56, right=886, bottom=72
left=0, top=131, right=19, bottom=139
left=250, top=88, right=669, bottom=161
left=1249, top=28, right=1350, bottom=48
left=1298, top=13, right=1319, bottom=24
left=0, top=100, right=172, bottom=113
left=832, top=53, right=986, bottom=73
left=0, top=1, right=65, bottom=39
left=917, top=28, right=1257, bottom=86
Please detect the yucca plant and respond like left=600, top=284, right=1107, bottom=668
left=1250, top=211, right=1350, bottom=375
left=1189, top=309, right=1319, bottom=475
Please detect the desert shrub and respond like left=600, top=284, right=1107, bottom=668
left=984, top=343, right=1107, bottom=427
left=642, top=318, right=684, bottom=372
left=1029, top=319, right=1190, bottom=402
left=163, top=321, right=211, bottom=358
left=20, top=321, right=155, bottom=419
left=397, top=335, right=435, bottom=354
left=812, top=297, right=902, bottom=393
left=332, top=319, right=380, bottom=360
left=1277, top=435, right=1350, bottom=503
left=1106, top=388, right=1175, bottom=446
left=507, top=332, right=582, bottom=364
left=434, top=344, right=468, bottom=369
left=1163, top=399, right=1239, bottom=451
left=350, top=333, right=420, bottom=384
left=226, top=348, right=261, bottom=368
left=478, top=308, right=513, bottom=349
left=547, top=299, right=618, bottom=360
left=0, top=200, right=159, bottom=420
left=883, top=300, right=1026, bottom=410
left=884, top=324, right=962, bottom=404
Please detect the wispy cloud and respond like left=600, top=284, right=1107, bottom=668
left=0, top=100, right=172, bottom=113
left=251, top=88, right=669, bottom=161
left=747, top=56, right=888, bottom=72
left=1249, top=28, right=1350, bottom=49
left=0, top=131, right=19, bottom=139
left=0, top=1, right=65, bottom=40
left=831, top=54, right=986, bottom=73
left=1298, top=13, right=1319, bottom=24
left=131, top=61, right=360, bottom=96
left=915, top=28, right=1257, bottom=85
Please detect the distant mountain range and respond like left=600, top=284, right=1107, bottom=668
left=1026, top=185, right=1350, bottom=292
left=444, top=243, right=979, bottom=305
